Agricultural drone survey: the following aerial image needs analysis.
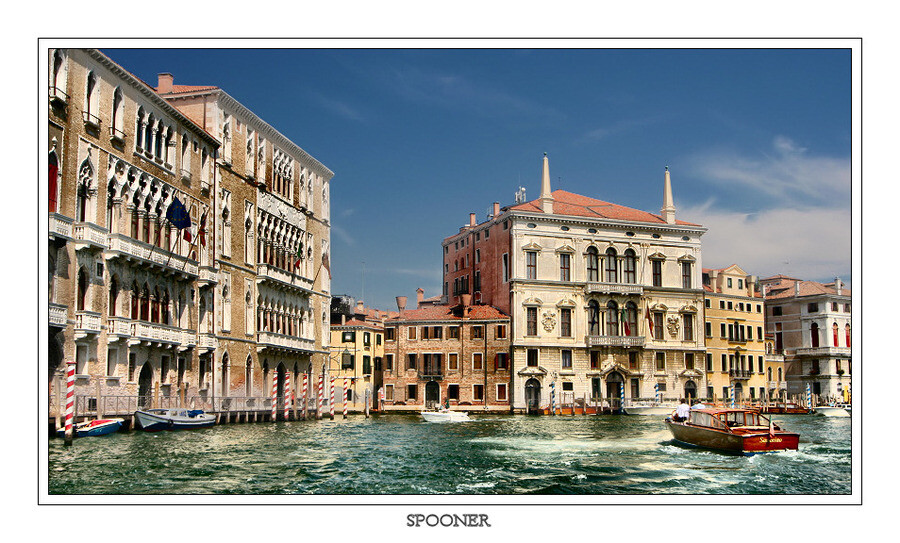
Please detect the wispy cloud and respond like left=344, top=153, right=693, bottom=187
left=331, top=224, right=356, bottom=246
left=311, top=93, right=366, bottom=122
left=685, top=136, right=850, bottom=207
left=579, top=115, right=669, bottom=143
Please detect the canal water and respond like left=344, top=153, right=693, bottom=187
left=47, top=414, right=851, bottom=495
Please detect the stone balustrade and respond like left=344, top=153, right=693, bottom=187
left=256, top=263, right=314, bottom=292
left=73, top=222, right=108, bottom=250
left=106, top=233, right=198, bottom=277
left=74, top=310, right=102, bottom=336
left=585, top=335, right=645, bottom=347
left=49, top=213, right=73, bottom=240
left=49, top=303, right=68, bottom=328
left=584, top=282, right=643, bottom=295
left=257, top=330, right=315, bottom=352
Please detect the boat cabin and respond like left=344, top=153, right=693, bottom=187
left=689, top=408, right=771, bottom=430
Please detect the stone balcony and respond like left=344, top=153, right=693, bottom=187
left=49, top=302, right=67, bottom=328
left=728, top=369, right=753, bottom=380
left=256, top=263, right=314, bottom=293
left=73, top=222, right=109, bottom=251
left=796, top=346, right=852, bottom=357
left=198, top=332, right=218, bottom=352
left=768, top=380, right=787, bottom=389
left=106, top=233, right=198, bottom=279
left=74, top=310, right=102, bottom=338
left=49, top=213, right=73, bottom=242
left=198, top=265, right=218, bottom=289
left=257, top=331, right=316, bottom=353
left=585, top=335, right=645, bottom=348
left=111, top=317, right=195, bottom=349
left=584, top=282, right=643, bottom=296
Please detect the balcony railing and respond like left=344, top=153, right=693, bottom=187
left=584, top=282, right=643, bottom=295
left=49, top=213, right=73, bottom=241
left=73, top=222, right=109, bottom=250
left=768, top=381, right=787, bottom=389
left=418, top=371, right=443, bottom=381
left=180, top=168, right=192, bottom=182
left=108, top=126, right=126, bottom=144
left=257, top=331, right=315, bottom=353
left=49, top=85, right=68, bottom=106
left=198, top=332, right=218, bottom=351
left=198, top=265, right=218, bottom=288
left=130, top=320, right=185, bottom=346
left=106, top=233, right=198, bottom=278
left=107, top=316, right=132, bottom=339
left=82, top=111, right=101, bottom=129
left=74, top=310, right=101, bottom=337
left=49, top=303, right=67, bottom=328
left=256, top=263, right=314, bottom=292
left=729, top=369, right=752, bottom=380
left=586, top=335, right=645, bottom=347
left=797, top=346, right=851, bottom=357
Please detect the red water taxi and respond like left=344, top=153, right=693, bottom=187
left=665, top=408, right=799, bottom=455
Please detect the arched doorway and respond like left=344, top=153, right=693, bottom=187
left=424, top=381, right=440, bottom=409
left=733, top=382, right=744, bottom=403
left=684, top=380, right=697, bottom=401
left=525, top=378, right=542, bottom=414
left=138, top=362, right=153, bottom=409
left=606, top=372, right=624, bottom=408
left=276, top=363, right=286, bottom=412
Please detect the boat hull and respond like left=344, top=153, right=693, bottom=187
left=666, top=420, right=799, bottom=455
left=135, top=410, right=216, bottom=431
left=623, top=406, right=675, bottom=416
left=57, top=418, right=123, bottom=438
left=815, top=406, right=851, bottom=417
left=421, top=411, right=470, bottom=423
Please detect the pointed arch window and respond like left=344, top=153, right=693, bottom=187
left=77, top=157, right=93, bottom=222
left=111, top=87, right=125, bottom=139
left=50, top=49, right=68, bottom=102
left=84, top=71, right=100, bottom=126
left=108, top=276, right=119, bottom=316
left=245, top=356, right=253, bottom=397
left=140, top=284, right=150, bottom=321
left=604, top=248, right=618, bottom=283
left=810, top=322, right=820, bottom=348
left=131, top=282, right=139, bottom=319
left=76, top=268, right=89, bottom=311
left=49, top=150, right=59, bottom=213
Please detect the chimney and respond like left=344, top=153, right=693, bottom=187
left=341, top=314, right=346, bottom=325
left=540, top=153, right=554, bottom=214
left=493, top=202, right=500, bottom=218
left=396, top=296, right=407, bottom=316
left=157, top=73, right=174, bottom=94
left=469, top=213, right=477, bottom=227
left=661, top=166, right=676, bottom=224
left=416, top=287, right=424, bottom=308
left=356, top=300, right=365, bottom=315
left=460, top=293, right=472, bottom=316
left=794, top=281, right=801, bottom=296
left=834, top=277, right=843, bottom=295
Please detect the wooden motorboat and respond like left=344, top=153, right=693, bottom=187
left=421, top=409, right=470, bottom=422
left=135, top=408, right=215, bottom=431
left=56, top=418, right=124, bottom=438
left=665, top=408, right=799, bottom=455
left=814, top=404, right=851, bottom=417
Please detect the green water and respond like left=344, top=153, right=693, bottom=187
left=47, top=414, right=851, bottom=495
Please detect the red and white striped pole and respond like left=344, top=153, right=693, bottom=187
left=316, top=374, right=323, bottom=420
left=329, top=377, right=335, bottom=419
left=301, top=373, right=308, bottom=420
left=64, top=361, right=76, bottom=446
left=343, top=379, right=349, bottom=419
left=284, top=372, right=291, bottom=421
left=271, top=372, right=278, bottom=421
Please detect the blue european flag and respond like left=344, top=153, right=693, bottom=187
left=165, top=197, right=192, bottom=230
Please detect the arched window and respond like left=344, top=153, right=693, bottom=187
left=84, top=71, right=99, bottom=121
left=49, top=150, right=59, bottom=213
left=136, top=107, right=145, bottom=150
left=245, top=356, right=253, bottom=397
left=76, top=268, right=89, bottom=311
left=832, top=322, right=839, bottom=347
left=161, top=290, right=170, bottom=325
left=108, top=276, right=119, bottom=316
left=586, top=247, right=599, bottom=282
left=77, top=156, right=93, bottom=222
left=810, top=322, right=820, bottom=348
left=623, top=249, right=637, bottom=284
left=111, top=87, right=124, bottom=135
left=767, top=367, right=772, bottom=380
left=50, top=49, right=67, bottom=97
left=151, top=287, right=161, bottom=323
left=144, top=115, right=154, bottom=155
left=778, top=367, right=783, bottom=381
left=221, top=353, right=229, bottom=397
left=605, top=300, right=619, bottom=336
left=140, top=284, right=150, bottom=321
left=624, top=302, right=638, bottom=336
left=845, top=324, right=851, bottom=348
left=131, top=282, right=139, bottom=319
left=604, top=248, right=618, bottom=283
left=588, top=300, right=600, bottom=336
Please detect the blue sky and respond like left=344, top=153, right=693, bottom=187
left=104, top=47, right=852, bottom=311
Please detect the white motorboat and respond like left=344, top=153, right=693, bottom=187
left=421, top=410, right=470, bottom=422
left=135, top=408, right=216, bottom=431
left=622, top=401, right=677, bottom=416
left=814, top=404, right=851, bottom=417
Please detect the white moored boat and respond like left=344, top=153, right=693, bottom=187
left=135, top=408, right=216, bottom=431
left=814, top=404, right=851, bottom=417
left=622, top=401, right=677, bottom=416
left=421, top=410, right=470, bottom=422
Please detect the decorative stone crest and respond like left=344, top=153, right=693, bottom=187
left=666, top=316, right=680, bottom=337
left=542, top=311, right=556, bottom=332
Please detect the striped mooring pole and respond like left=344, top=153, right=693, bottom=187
left=301, top=373, right=308, bottom=420
left=64, top=361, right=76, bottom=446
left=329, top=377, right=335, bottom=419
left=806, top=383, right=812, bottom=408
left=271, top=372, right=278, bottom=421
left=343, top=379, right=349, bottom=419
left=283, top=372, right=291, bottom=421
left=655, top=382, right=660, bottom=403
left=550, top=381, right=556, bottom=415
left=316, top=374, right=323, bottom=419
left=730, top=384, right=735, bottom=408
left=620, top=381, right=625, bottom=413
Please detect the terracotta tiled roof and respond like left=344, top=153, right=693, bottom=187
left=334, top=318, right=383, bottom=330
left=764, top=278, right=851, bottom=300
left=155, top=84, right=220, bottom=94
left=387, top=304, right=508, bottom=322
left=509, top=190, right=702, bottom=226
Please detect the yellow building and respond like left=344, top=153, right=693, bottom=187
left=329, top=302, right=385, bottom=414
left=702, top=265, right=768, bottom=404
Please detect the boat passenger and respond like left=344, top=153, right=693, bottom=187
left=673, top=399, right=691, bottom=422
left=691, top=400, right=707, bottom=410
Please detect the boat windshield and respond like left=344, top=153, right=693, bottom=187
left=721, top=411, right=767, bottom=427
left=688, top=411, right=728, bottom=430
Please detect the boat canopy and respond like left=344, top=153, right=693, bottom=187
left=689, top=409, right=771, bottom=429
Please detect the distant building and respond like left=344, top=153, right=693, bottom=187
left=441, top=155, right=707, bottom=412
left=329, top=299, right=388, bottom=412
left=760, top=275, right=852, bottom=401
left=381, top=297, right=511, bottom=412
left=702, top=265, right=776, bottom=403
